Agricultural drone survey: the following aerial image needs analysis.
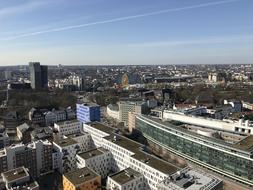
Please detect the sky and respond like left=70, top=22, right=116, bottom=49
left=0, top=0, right=253, bottom=66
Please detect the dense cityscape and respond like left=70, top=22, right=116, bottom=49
left=1, top=0, right=253, bottom=190
left=0, top=63, right=252, bottom=190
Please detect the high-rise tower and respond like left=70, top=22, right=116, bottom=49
left=29, top=62, right=48, bottom=90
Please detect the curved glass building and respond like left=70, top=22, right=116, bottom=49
left=135, top=115, right=253, bottom=186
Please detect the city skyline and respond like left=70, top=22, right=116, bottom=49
left=1, top=0, right=253, bottom=65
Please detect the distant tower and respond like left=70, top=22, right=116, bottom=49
left=6, top=87, right=9, bottom=106
left=122, top=73, right=129, bottom=87
left=29, top=62, right=48, bottom=90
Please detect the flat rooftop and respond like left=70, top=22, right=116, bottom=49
left=78, top=148, right=108, bottom=160
left=232, top=135, right=253, bottom=152
left=17, top=182, right=39, bottom=190
left=140, top=115, right=233, bottom=148
left=77, top=102, right=100, bottom=107
left=2, top=167, right=28, bottom=182
left=66, top=132, right=89, bottom=138
left=56, top=119, right=80, bottom=126
left=110, top=168, right=142, bottom=185
left=64, top=167, right=99, bottom=186
left=87, top=122, right=115, bottom=134
left=54, top=137, right=77, bottom=147
left=104, top=133, right=181, bottom=174
left=162, top=168, right=221, bottom=190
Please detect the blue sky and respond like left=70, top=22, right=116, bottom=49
left=0, top=0, right=253, bottom=65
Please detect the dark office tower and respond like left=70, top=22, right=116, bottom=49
left=41, top=66, right=48, bottom=89
left=29, top=62, right=48, bottom=90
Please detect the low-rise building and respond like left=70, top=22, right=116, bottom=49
left=1, top=167, right=39, bottom=190
left=242, top=101, right=253, bottom=111
left=66, top=107, right=76, bottom=120
left=54, top=120, right=81, bottom=137
left=44, top=111, right=57, bottom=126
left=17, top=123, right=32, bottom=144
left=31, top=127, right=53, bottom=141
left=77, top=148, right=112, bottom=178
left=107, top=168, right=144, bottom=190
left=66, top=132, right=94, bottom=152
left=63, top=167, right=101, bottom=190
left=28, top=108, right=45, bottom=126
left=107, top=104, right=120, bottom=120
left=157, top=168, right=223, bottom=190
left=53, top=137, right=80, bottom=173
left=3, top=111, right=23, bottom=134
left=118, top=101, right=147, bottom=126
left=76, top=103, right=101, bottom=123
left=0, top=140, right=53, bottom=178
left=0, top=126, right=10, bottom=149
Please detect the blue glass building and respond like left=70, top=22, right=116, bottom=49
left=76, top=103, right=101, bottom=123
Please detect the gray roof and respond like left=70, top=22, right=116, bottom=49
left=17, top=123, right=30, bottom=133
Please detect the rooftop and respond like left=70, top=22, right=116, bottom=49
left=104, top=133, right=181, bottom=174
left=54, top=137, right=77, bottom=147
left=110, top=168, right=142, bottom=185
left=141, top=115, right=233, bottom=147
left=232, top=135, right=253, bottom=152
left=78, top=148, right=109, bottom=160
left=87, top=122, right=115, bottom=134
left=66, top=132, right=89, bottom=138
left=64, top=167, right=99, bottom=186
left=56, top=119, right=80, bottom=126
left=2, top=167, right=28, bottom=182
left=14, top=181, right=39, bottom=190
left=17, top=123, right=30, bottom=132
left=77, top=102, right=100, bottom=107
left=160, top=168, right=222, bottom=190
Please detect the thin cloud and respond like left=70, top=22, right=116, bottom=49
left=0, top=1, right=49, bottom=19
left=129, top=35, right=253, bottom=47
left=3, top=0, right=241, bottom=41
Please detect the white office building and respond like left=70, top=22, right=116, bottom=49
left=53, top=137, right=80, bottom=173
left=66, top=132, right=94, bottom=152
left=76, top=147, right=112, bottom=178
left=54, top=120, right=81, bottom=137
left=107, top=167, right=144, bottom=190
left=0, top=140, right=52, bottom=178
left=82, top=122, right=222, bottom=190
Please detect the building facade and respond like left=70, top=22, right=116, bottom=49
left=135, top=115, right=253, bottom=186
left=82, top=122, right=222, bottom=190
left=76, top=148, right=112, bottom=178
left=0, top=140, right=53, bottom=178
left=63, top=167, right=101, bottom=190
left=29, top=62, right=48, bottom=90
left=107, top=168, right=144, bottom=190
left=53, top=137, right=80, bottom=173
left=1, top=167, right=39, bottom=190
left=118, top=101, right=147, bottom=126
left=76, top=103, right=101, bottom=123
left=54, top=120, right=81, bottom=137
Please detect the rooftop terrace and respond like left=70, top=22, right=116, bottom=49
left=66, top=132, right=89, bottom=138
left=110, top=168, right=142, bottom=185
left=78, top=148, right=109, bottom=160
left=64, top=167, right=99, bottom=186
left=87, top=122, right=115, bottom=134
left=2, top=167, right=28, bottom=182
left=102, top=129, right=181, bottom=174
left=54, top=137, right=77, bottom=147
left=56, top=119, right=80, bottom=126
